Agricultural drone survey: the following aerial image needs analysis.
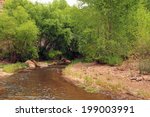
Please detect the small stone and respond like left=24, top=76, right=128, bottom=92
left=130, top=77, right=137, bottom=80
left=136, top=77, right=143, bottom=81
left=143, top=76, right=150, bottom=81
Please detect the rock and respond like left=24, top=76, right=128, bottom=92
left=38, top=62, right=48, bottom=68
left=25, top=60, right=36, bottom=69
left=130, top=77, right=137, bottom=81
left=62, top=58, right=71, bottom=63
left=31, top=60, right=40, bottom=67
left=61, top=58, right=71, bottom=65
left=143, top=76, right=150, bottom=81
left=130, top=76, right=143, bottom=82
left=136, top=77, right=143, bottom=81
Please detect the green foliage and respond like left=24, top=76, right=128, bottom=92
left=71, top=59, right=83, bottom=64
left=3, top=63, right=28, bottom=73
left=98, top=56, right=123, bottom=66
left=134, top=3, right=150, bottom=58
left=27, top=1, right=75, bottom=59
left=0, top=12, right=16, bottom=40
left=0, top=0, right=39, bottom=62
left=48, top=50, right=62, bottom=59
left=14, top=21, right=39, bottom=61
left=76, top=0, right=149, bottom=65
left=12, top=6, right=29, bottom=24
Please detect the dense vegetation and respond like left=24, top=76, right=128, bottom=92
left=0, top=0, right=150, bottom=67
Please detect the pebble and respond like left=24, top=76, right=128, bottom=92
left=130, top=77, right=137, bottom=80
left=136, top=77, right=143, bottom=81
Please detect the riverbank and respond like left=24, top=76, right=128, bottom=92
left=0, top=69, right=13, bottom=79
left=0, top=59, right=69, bottom=79
left=63, top=60, right=150, bottom=99
left=0, top=61, right=50, bottom=79
left=0, top=61, right=12, bottom=79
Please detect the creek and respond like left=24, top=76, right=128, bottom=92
left=0, top=65, right=112, bottom=100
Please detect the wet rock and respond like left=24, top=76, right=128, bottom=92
left=25, top=60, right=36, bottom=69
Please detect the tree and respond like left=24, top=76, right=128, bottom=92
left=0, top=12, right=16, bottom=59
left=28, top=0, right=74, bottom=60
left=74, top=0, right=141, bottom=64
left=134, top=0, right=150, bottom=58
left=0, top=0, right=39, bottom=62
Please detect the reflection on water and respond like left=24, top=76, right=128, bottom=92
left=0, top=66, right=112, bottom=100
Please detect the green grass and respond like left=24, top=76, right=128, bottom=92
left=96, top=79, right=125, bottom=92
left=137, top=89, right=150, bottom=98
left=84, top=76, right=94, bottom=86
left=70, top=59, right=83, bottom=64
left=85, top=86, right=99, bottom=93
left=3, top=63, right=28, bottom=73
left=0, top=63, right=5, bottom=68
left=98, top=56, right=123, bottom=66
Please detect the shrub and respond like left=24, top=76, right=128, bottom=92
left=71, top=59, right=82, bottom=64
left=139, top=59, right=150, bottom=74
left=97, top=55, right=123, bottom=66
left=3, top=63, right=27, bottom=73
left=79, top=37, right=129, bottom=65
left=48, top=50, right=62, bottom=59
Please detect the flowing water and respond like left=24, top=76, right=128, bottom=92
left=0, top=66, right=112, bottom=100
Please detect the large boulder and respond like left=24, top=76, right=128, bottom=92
left=25, top=60, right=36, bottom=69
left=31, top=60, right=40, bottom=67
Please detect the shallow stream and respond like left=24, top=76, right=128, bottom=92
left=0, top=66, right=112, bottom=100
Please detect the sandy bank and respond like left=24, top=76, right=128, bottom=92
left=63, top=60, right=150, bottom=99
left=0, top=69, right=13, bottom=79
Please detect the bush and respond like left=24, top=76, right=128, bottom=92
left=139, top=59, right=150, bottom=74
left=48, top=50, right=62, bottom=59
left=79, top=35, right=130, bottom=65
left=97, top=55, right=123, bottom=66
left=3, top=63, right=27, bottom=73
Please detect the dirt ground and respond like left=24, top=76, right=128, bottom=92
left=63, top=60, right=150, bottom=99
